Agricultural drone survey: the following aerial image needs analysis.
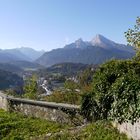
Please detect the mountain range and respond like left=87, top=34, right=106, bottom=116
left=36, top=34, right=135, bottom=67
left=0, top=34, right=136, bottom=68
left=0, top=47, right=45, bottom=63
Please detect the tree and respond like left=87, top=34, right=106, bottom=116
left=64, top=79, right=79, bottom=92
left=81, top=60, right=129, bottom=120
left=78, top=67, right=96, bottom=92
left=23, top=75, right=38, bottom=99
left=125, top=17, right=140, bottom=58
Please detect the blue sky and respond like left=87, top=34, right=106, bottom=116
left=0, top=0, right=139, bottom=51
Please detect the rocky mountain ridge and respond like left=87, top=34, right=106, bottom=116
left=36, top=34, right=135, bottom=67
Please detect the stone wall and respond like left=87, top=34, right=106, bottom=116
left=1, top=91, right=140, bottom=139
left=115, top=121, right=140, bottom=140
left=0, top=91, right=9, bottom=111
left=0, top=91, right=82, bottom=124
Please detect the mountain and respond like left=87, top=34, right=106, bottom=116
left=8, top=60, right=44, bottom=71
left=38, top=62, right=89, bottom=78
left=0, top=63, right=23, bottom=74
left=64, top=38, right=90, bottom=49
left=0, top=69, right=23, bottom=90
left=44, top=62, right=90, bottom=76
left=90, top=34, right=134, bottom=53
left=0, top=49, right=29, bottom=63
left=0, top=47, right=45, bottom=63
left=36, top=34, right=135, bottom=67
left=16, top=47, right=45, bottom=61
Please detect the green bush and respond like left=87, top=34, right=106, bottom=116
left=23, top=75, right=38, bottom=99
left=44, top=90, right=82, bottom=105
left=109, top=71, right=140, bottom=123
left=81, top=60, right=140, bottom=123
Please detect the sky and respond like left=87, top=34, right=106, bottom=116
left=0, top=0, right=139, bottom=51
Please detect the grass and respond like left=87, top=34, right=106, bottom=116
left=0, top=109, right=68, bottom=140
left=0, top=109, right=129, bottom=140
left=49, top=121, right=130, bottom=140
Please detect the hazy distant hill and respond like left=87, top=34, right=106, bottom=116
left=8, top=60, right=44, bottom=71
left=0, top=49, right=29, bottom=62
left=0, top=60, right=43, bottom=74
left=38, top=62, right=98, bottom=79
left=36, top=34, right=135, bottom=67
left=37, top=62, right=97, bottom=92
left=0, top=69, right=23, bottom=90
left=16, top=47, right=45, bottom=61
left=0, top=63, right=23, bottom=74
left=46, top=62, right=90, bottom=76
left=0, top=47, right=45, bottom=63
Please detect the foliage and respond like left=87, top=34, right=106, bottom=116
left=81, top=59, right=140, bottom=123
left=0, top=109, right=68, bottom=140
left=64, top=79, right=79, bottom=91
left=5, top=86, right=23, bottom=97
left=125, top=17, right=140, bottom=61
left=23, top=75, right=38, bottom=99
left=49, top=121, right=129, bottom=140
left=109, top=71, right=140, bottom=123
left=38, top=62, right=88, bottom=78
left=44, top=89, right=82, bottom=105
left=81, top=92, right=100, bottom=121
left=78, top=66, right=96, bottom=92
left=125, top=17, right=140, bottom=49
left=43, top=79, right=82, bottom=105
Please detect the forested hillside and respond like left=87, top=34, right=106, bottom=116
left=0, top=70, right=23, bottom=90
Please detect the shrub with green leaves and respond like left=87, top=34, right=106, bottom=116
left=44, top=89, right=82, bottom=105
left=109, top=71, right=140, bottom=123
left=81, top=59, right=140, bottom=123
left=125, top=17, right=140, bottom=49
left=23, top=75, right=38, bottom=99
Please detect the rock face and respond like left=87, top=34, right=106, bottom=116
left=115, top=121, right=140, bottom=140
left=36, top=34, right=135, bottom=67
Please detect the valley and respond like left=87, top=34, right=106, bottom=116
left=0, top=33, right=138, bottom=140
left=0, top=35, right=135, bottom=93
left=0, top=1, right=139, bottom=139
